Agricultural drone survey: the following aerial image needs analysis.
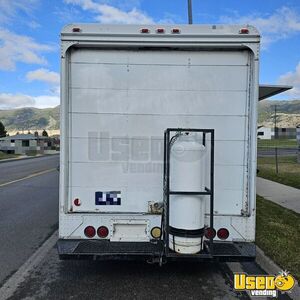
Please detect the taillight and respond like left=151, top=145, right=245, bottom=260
left=151, top=227, right=161, bottom=239
left=97, top=226, right=109, bottom=238
left=84, top=226, right=96, bottom=238
left=74, top=198, right=81, bottom=206
left=205, top=227, right=216, bottom=239
left=217, top=228, right=229, bottom=240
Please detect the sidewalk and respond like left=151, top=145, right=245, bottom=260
left=256, top=177, right=300, bottom=214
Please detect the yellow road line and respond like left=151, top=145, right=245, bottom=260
left=0, top=168, right=57, bottom=187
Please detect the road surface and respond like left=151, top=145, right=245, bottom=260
left=0, top=155, right=59, bottom=284
left=257, top=147, right=298, bottom=157
left=0, top=155, right=292, bottom=300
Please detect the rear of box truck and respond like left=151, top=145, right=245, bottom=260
left=58, top=24, right=260, bottom=262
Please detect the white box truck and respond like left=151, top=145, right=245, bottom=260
left=57, top=24, right=290, bottom=263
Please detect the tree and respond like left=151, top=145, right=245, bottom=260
left=34, top=131, right=39, bottom=137
left=42, top=129, right=48, bottom=137
left=0, top=122, right=7, bottom=138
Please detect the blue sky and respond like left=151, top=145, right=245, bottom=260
left=0, top=0, right=300, bottom=109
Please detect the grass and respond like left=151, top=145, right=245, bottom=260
left=257, top=156, right=300, bottom=189
left=256, top=195, right=300, bottom=280
left=257, top=139, right=297, bottom=148
left=0, top=151, right=19, bottom=160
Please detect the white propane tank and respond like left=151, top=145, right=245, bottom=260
left=169, top=133, right=206, bottom=254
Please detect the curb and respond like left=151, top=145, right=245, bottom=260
left=0, top=153, right=59, bottom=164
left=256, top=246, right=299, bottom=300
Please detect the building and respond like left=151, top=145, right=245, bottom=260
left=0, top=134, right=58, bottom=155
left=257, top=127, right=296, bottom=140
left=257, top=126, right=274, bottom=140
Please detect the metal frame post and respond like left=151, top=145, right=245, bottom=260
left=163, top=128, right=215, bottom=259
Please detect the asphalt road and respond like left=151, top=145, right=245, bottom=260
left=0, top=155, right=59, bottom=284
left=257, top=147, right=298, bottom=157
left=0, top=155, right=292, bottom=300
left=0, top=155, right=59, bottom=185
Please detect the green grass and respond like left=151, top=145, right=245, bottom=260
left=257, top=139, right=297, bottom=148
left=256, top=195, right=300, bottom=280
left=0, top=151, right=19, bottom=160
left=257, top=156, right=300, bottom=189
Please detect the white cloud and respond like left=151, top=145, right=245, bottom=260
left=0, top=28, right=55, bottom=71
left=65, top=0, right=154, bottom=24
left=0, top=93, right=35, bottom=109
left=33, top=95, right=60, bottom=108
left=0, top=0, right=39, bottom=24
left=26, top=68, right=60, bottom=85
left=0, top=93, right=59, bottom=109
left=220, top=7, right=300, bottom=49
left=278, top=62, right=300, bottom=98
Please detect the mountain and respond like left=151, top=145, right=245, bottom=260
left=0, top=106, right=60, bottom=136
left=258, top=100, right=300, bottom=128
left=0, top=100, right=299, bottom=136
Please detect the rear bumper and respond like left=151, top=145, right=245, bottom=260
left=57, top=239, right=256, bottom=262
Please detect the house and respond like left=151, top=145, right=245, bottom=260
left=0, top=134, right=58, bottom=155
left=258, top=127, right=297, bottom=140
left=257, top=126, right=274, bottom=140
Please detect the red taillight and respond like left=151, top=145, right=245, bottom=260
left=140, top=28, right=150, bottom=33
left=217, top=228, right=229, bottom=240
left=171, top=28, right=180, bottom=34
left=74, top=198, right=81, bottom=206
left=156, top=28, right=165, bottom=33
left=205, top=227, right=216, bottom=239
left=97, top=226, right=109, bottom=238
left=84, top=226, right=96, bottom=238
left=239, top=28, right=249, bottom=34
left=72, top=27, right=81, bottom=33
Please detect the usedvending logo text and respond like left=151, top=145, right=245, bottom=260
left=234, top=271, right=296, bottom=298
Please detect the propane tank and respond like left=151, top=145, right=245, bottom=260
left=169, top=133, right=206, bottom=254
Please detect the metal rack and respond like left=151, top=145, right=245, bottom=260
left=163, top=128, right=215, bottom=259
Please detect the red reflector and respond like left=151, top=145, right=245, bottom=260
left=172, top=28, right=180, bottom=34
left=204, top=227, right=216, bottom=239
left=74, top=198, right=81, bottom=206
left=217, top=228, right=229, bottom=240
left=72, top=27, right=81, bottom=33
left=84, top=226, right=96, bottom=238
left=97, top=226, right=109, bottom=238
left=140, top=28, right=150, bottom=33
left=156, top=28, right=165, bottom=33
left=239, top=28, right=249, bottom=34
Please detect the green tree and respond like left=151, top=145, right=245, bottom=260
left=42, top=129, right=48, bottom=137
left=0, top=122, right=7, bottom=138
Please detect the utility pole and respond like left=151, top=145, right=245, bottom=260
left=188, top=0, right=193, bottom=24
left=274, top=105, right=278, bottom=139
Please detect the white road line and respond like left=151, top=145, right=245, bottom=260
left=0, top=230, right=58, bottom=300
left=0, top=168, right=56, bottom=188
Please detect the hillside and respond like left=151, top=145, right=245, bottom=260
left=0, top=100, right=299, bottom=136
left=258, top=100, right=300, bottom=128
left=0, top=106, right=60, bottom=135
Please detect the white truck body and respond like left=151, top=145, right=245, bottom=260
left=58, top=24, right=261, bottom=261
